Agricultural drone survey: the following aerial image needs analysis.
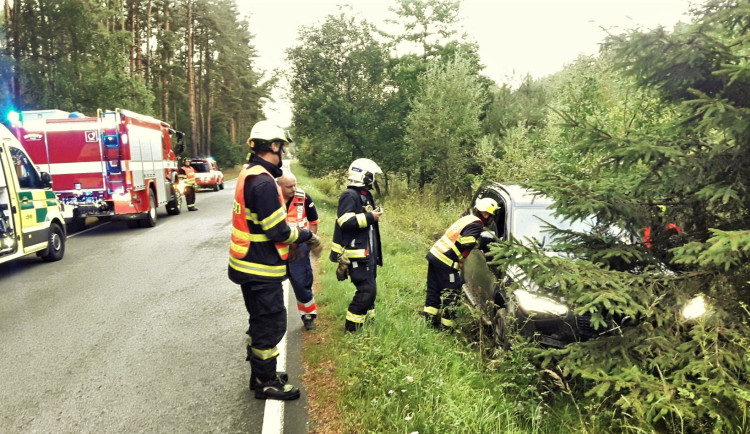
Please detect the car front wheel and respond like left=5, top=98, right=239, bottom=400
left=493, top=307, right=511, bottom=350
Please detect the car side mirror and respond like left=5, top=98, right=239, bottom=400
left=40, top=172, right=53, bottom=189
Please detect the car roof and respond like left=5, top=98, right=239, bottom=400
left=482, top=182, right=553, bottom=208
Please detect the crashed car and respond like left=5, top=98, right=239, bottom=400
left=189, top=157, right=224, bottom=191
left=462, top=183, right=625, bottom=348
left=462, top=183, right=706, bottom=348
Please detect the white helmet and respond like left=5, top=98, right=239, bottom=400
left=247, top=120, right=288, bottom=149
left=347, top=158, right=382, bottom=187
left=475, top=197, right=499, bottom=214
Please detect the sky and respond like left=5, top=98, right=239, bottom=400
left=235, top=0, right=695, bottom=126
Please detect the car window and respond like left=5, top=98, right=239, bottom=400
left=190, top=162, right=211, bottom=173
left=512, top=207, right=593, bottom=246
left=10, top=146, right=42, bottom=189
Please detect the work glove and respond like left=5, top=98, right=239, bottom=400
left=306, top=233, right=322, bottom=256
left=478, top=231, right=497, bottom=253
left=336, top=252, right=350, bottom=281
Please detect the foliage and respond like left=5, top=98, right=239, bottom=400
left=0, top=0, right=266, bottom=166
left=404, top=52, right=485, bottom=197
left=487, top=2, right=750, bottom=432
left=287, top=12, right=397, bottom=178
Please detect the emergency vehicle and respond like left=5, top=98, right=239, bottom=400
left=189, top=157, right=224, bottom=191
left=0, top=123, right=66, bottom=265
left=10, top=108, right=185, bottom=229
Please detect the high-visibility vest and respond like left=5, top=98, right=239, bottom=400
left=286, top=189, right=308, bottom=230
left=429, top=215, right=481, bottom=270
left=229, top=165, right=292, bottom=278
left=179, top=165, right=196, bottom=186
left=644, top=223, right=681, bottom=248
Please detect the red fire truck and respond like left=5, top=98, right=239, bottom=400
left=10, top=108, right=185, bottom=229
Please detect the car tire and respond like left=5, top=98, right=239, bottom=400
left=493, top=307, right=511, bottom=350
left=219, top=181, right=224, bottom=190
left=39, top=222, right=65, bottom=262
left=213, top=182, right=219, bottom=192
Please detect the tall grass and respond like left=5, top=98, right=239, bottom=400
left=293, top=163, right=581, bottom=434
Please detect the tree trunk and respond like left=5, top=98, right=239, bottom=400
left=186, top=0, right=198, bottom=155
left=144, top=0, right=152, bottom=84
left=159, top=0, right=170, bottom=122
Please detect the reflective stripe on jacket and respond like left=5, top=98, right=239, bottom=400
left=286, top=189, right=308, bottom=230
left=179, top=165, right=196, bottom=186
left=229, top=165, right=296, bottom=279
left=329, top=186, right=382, bottom=265
left=428, top=215, right=481, bottom=270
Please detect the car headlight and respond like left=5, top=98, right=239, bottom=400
left=681, top=295, right=707, bottom=320
left=514, top=289, right=569, bottom=316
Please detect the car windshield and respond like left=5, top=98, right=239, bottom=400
left=190, top=162, right=211, bottom=173
left=512, top=207, right=593, bottom=247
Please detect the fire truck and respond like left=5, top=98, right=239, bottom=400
left=10, top=108, right=185, bottom=229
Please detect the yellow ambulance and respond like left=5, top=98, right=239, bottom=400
left=0, top=123, right=66, bottom=264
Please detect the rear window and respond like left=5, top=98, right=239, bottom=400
left=190, top=162, right=211, bottom=173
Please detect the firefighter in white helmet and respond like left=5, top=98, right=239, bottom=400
left=329, top=158, right=383, bottom=333
left=228, top=120, right=319, bottom=401
left=423, top=196, right=499, bottom=330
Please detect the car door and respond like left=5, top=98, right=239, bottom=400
left=462, top=188, right=508, bottom=312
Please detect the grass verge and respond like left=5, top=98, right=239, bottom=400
left=294, top=163, right=581, bottom=434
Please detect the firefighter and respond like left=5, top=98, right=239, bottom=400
left=277, top=172, right=321, bottom=331
left=423, top=197, right=499, bottom=330
left=330, top=158, right=383, bottom=333
left=228, top=120, right=319, bottom=401
left=178, top=157, right=198, bottom=211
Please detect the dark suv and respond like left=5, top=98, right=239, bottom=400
left=462, top=183, right=615, bottom=348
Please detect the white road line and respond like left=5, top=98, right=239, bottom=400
left=66, top=221, right=111, bottom=237
left=261, top=280, right=290, bottom=434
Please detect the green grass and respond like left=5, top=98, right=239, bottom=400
left=293, top=162, right=585, bottom=434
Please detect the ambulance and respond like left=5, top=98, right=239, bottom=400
left=0, top=123, right=66, bottom=265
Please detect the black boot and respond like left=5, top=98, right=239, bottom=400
left=302, top=314, right=316, bottom=330
left=250, top=371, right=289, bottom=390
left=254, top=378, right=300, bottom=400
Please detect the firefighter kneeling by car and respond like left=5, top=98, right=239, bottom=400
left=423, top=197, right=499, bottom=331
left=178, top=157, right=198, bottom=211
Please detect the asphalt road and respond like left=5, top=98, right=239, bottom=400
left=0, top=179, right=310, bottom=433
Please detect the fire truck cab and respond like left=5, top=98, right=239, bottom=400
left=0, top=123, right=66, bottom=265
left=11, top=108, right=185, bottom=230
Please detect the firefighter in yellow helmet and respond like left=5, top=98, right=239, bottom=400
left=228, top=120, right=319, bottom=400
left=330, top=158, right=383, bottom=333
left=423, top=197, right=499, bottom=330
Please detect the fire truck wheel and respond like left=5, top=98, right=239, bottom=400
left=40, top=222, right=65, bottom=262
left=166, top=186, right=182, bottom=215
left=142, top=189, right=158, bottom=228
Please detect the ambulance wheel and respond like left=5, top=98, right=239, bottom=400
left=142, top=189, right=158, bottom=228
left=40, top=222, right=65, bottom=262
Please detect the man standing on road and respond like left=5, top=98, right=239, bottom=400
left=277, top=172, right=321, bottom=331
left=423, top=197, right=498, bottom=331
left=330, top=158, right=383, bottom=333
left=178, top=158, right=198, bottom=211
left=228, top=120, right=319, bottom=401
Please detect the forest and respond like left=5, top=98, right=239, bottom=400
left=2, top=0, right=750, bottom=432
